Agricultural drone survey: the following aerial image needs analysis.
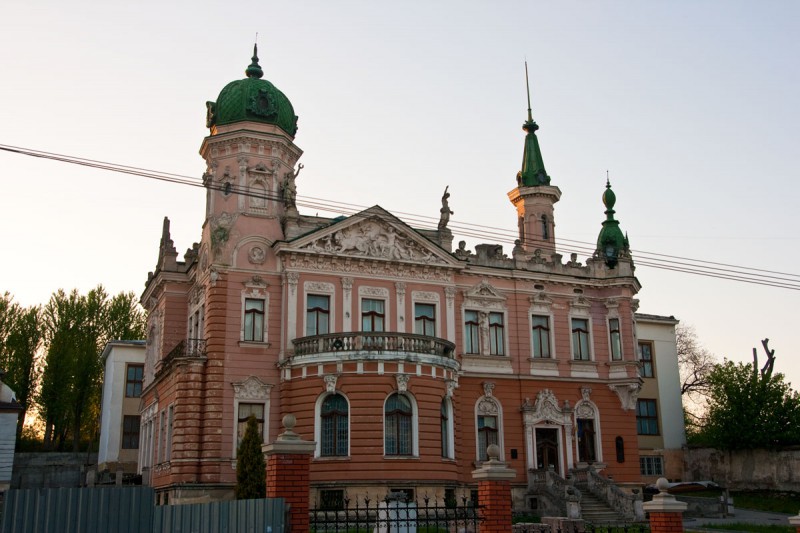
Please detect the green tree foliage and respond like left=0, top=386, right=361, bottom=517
left=695, top=340, right=800, bottom=449
left=235, top=415, right=266, bottom=500
left=38, top=287, right=146, bottom=451
left=0, top=293, right=43, bottom=439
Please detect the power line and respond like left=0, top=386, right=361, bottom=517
left=2, top=143, right=798, bottom=291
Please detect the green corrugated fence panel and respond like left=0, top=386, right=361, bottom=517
left=152, top=497, right=286, bottom=533
left=1, top=487, right=155, bottom=533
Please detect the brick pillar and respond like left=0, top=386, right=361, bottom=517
left=263, top=414, right=316, bottom=533
left=643, top=478, right=688, bottom=533
left=472, top=444, right=516, bottom=533
left=788, top=513, right=800, bottom=532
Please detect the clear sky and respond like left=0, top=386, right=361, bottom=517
left=2, top=1, right=798, bottom=386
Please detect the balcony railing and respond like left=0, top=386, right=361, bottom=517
left=165, top=338, right=207, bottom=360
left=292, top=331, right=456, bottom=359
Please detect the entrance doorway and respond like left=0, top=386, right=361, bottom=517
left=535, top=427, right=560, bottom=473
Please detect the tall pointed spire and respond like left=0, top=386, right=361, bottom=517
left=245, top=43, right=264, bottom=79
left=516, top=62, right=550, bottom=187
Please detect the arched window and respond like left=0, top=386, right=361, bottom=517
left=541, top=215, right=549, bottom=240
left=320, top=394, right=349, bottom=457
left=477, top=415, right=499, bottom=461
left=577, top=418, right=597, bottom=463
left=385, top=393, right=413, bottom=456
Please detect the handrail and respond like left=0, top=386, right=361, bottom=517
left=585, top=466, right=644, bottom=521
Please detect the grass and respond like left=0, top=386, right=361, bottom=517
left=674, top=489, right=800, bottom=515
left=691, top=524, right=794, bottom=533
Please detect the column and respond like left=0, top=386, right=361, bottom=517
left=263, top=414, right=316, bottom=533
left=471, top=444, right=516, bottom=533
left=643, top=478, right=688, bottom=533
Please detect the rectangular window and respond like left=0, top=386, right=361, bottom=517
left=464, top=310, right=480, bottom=354
left=122, top=415, right=140, bottom=449
left=361, top=298, right=385, bottom=332
left=640, top=455, right=664, bottom=476
left=637, top=399, right=659, bottom=435
left=571, top=318, right=591, bottom=360
left=489, top=312, right=505, bottom=356
left=237, top=402, right=265, bottom=447
left=639, top=341, right=654, bottom=377
left=414, top=303, right=436, bottom=336
left=609, top=318, right=622, bottom=360
left=531, top=315, right=551, bottom=358
left=126, top=364, right=144, bottom=398
left=320, top=490, right=345, bottom=511
left=306, top=295, right=330, bottom=336
left=244, top=298, right=265, bottom=342
left=477, top=415, right=498, bottom=461
left=159, top=411, right=166, bottom=463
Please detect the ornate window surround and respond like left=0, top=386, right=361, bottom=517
left=231, top=376, right=273, bottom=459
left=240, top=277, right=269, bottom=345
left=460, top=281, right=509, bottom=358
left=605, top=299, right=623, bottom=362
left=573, top=386, right=603, bottom=464
left=474, top=382, right=504, bottom=461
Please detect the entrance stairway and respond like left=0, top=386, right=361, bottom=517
left=577, top=489, right=627, bottom=524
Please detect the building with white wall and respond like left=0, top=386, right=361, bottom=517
left=98, top=340, right=146, bottom=475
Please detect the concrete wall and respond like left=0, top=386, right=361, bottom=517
left=12, top=453, right=98, bottom=489
left=685, top=447, right=800, bottom=491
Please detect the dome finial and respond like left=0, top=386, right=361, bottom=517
left=516, top=61, right=550, bottom=186
left=245, top=40, right=264, bottom=79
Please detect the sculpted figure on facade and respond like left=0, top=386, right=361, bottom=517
left=248, top=245, right=266, bottom=264
left=438, top=186, right=453, bottom=231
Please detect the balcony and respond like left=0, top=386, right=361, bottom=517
left=290, top=331, right=458, bottom=369
left=157, top=338, right=207, bottom=376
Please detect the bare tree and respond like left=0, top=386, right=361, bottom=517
left=677, top=324, right=717, bottom=397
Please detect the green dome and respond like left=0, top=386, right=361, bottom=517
left=206, top=46, right=298, bottom=137
left=596, top=180, right=629, bottom=268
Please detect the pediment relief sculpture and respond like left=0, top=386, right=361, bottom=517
left=297, top=216, right=448, bottom=265
left=232, top=375, right=272, bottom=401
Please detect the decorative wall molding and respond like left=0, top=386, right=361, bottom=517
left=324, top=374, right=338, bottom=393
left=232, top=375, right=273, bottom=401
left=609, top=382, right=641, bottom=411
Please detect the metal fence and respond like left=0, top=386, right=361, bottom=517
left=310, top=493, right=481, bottom=532
left=1, top=486, right=287, bottom=533
left=514, top=523, right=651, bottom=533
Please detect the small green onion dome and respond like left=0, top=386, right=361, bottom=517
left=206, top=45, right=298, bottom=137
left=596, top=180, right=629, bottom=268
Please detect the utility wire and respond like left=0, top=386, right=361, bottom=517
left=2, top=143, right=798, bottom=291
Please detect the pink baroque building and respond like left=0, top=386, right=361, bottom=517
left=139, top=47, right=651, bottom=511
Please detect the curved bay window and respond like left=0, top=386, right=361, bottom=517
left=385, top=393, right=413, bottom=456
left=414, top=303, right=436, bottom=336
left=320, top=394, right=349, bottom=457
left=440, top=399, right=451, bottom=458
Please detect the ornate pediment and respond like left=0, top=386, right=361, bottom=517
left=280, top=207, right=458, bottom=267
left=232, top=375, right=272, bottom=401
left=523, top=389, right=569, bottom=426
left=463, top=280, right=506, bottom=309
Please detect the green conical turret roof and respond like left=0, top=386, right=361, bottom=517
left=516, top=66, right=550, bottom=187
left=206, top=45, right=298, bottom=137
left=596, top=179, right=630, bottom=268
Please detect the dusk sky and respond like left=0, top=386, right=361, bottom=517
left=2, top=1, right=798, bottom=387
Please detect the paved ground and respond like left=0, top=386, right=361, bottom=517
left=683, top=507, right=797, bottom=531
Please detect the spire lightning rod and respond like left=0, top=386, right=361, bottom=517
left=525, top=61, right=533, bottom=122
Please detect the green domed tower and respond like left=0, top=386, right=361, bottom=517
left=206, top=45, right=298, bottom=137
left=596, top=179, right=630, bottom=268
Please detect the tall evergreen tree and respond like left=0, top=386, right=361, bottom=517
left=235, top=415, right=266, bottom=500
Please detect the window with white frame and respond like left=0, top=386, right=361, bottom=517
left=638, top=341, right=654, bottom=378
left=531, top=315, right=551, bottom=358
left=243, top=298, right=265, bottom=342
left=414, top=303, right=436, bottom=336
left=609, top=318, right=622, bottom=361
left=232, top=376, right=272, bottom=456
left=385, top=393, right=414, bottom=456
left=477, top=415, right=499, bottom=461
left=320, top=393, right=349, bottom=457
left=576, top=418, right=597, bottom=463
left=361, top=298, right=385, bottom=332
left=571, top=318, right=591, bottom=360
left=237, top=402, right=265, bottom=448
left=307, top=294, right=330, bottom=336
left=241, top=282, right=268, bottom=343
left=475, top=384, right=503, bottom=461
left=464, top=311, right=480, bottom=354
left=489, top=312, right=505, bottom=356
left=640, top=455, right=664, bottom=476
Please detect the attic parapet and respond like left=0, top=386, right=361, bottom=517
left=456, top=242, right=637, bottom=279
